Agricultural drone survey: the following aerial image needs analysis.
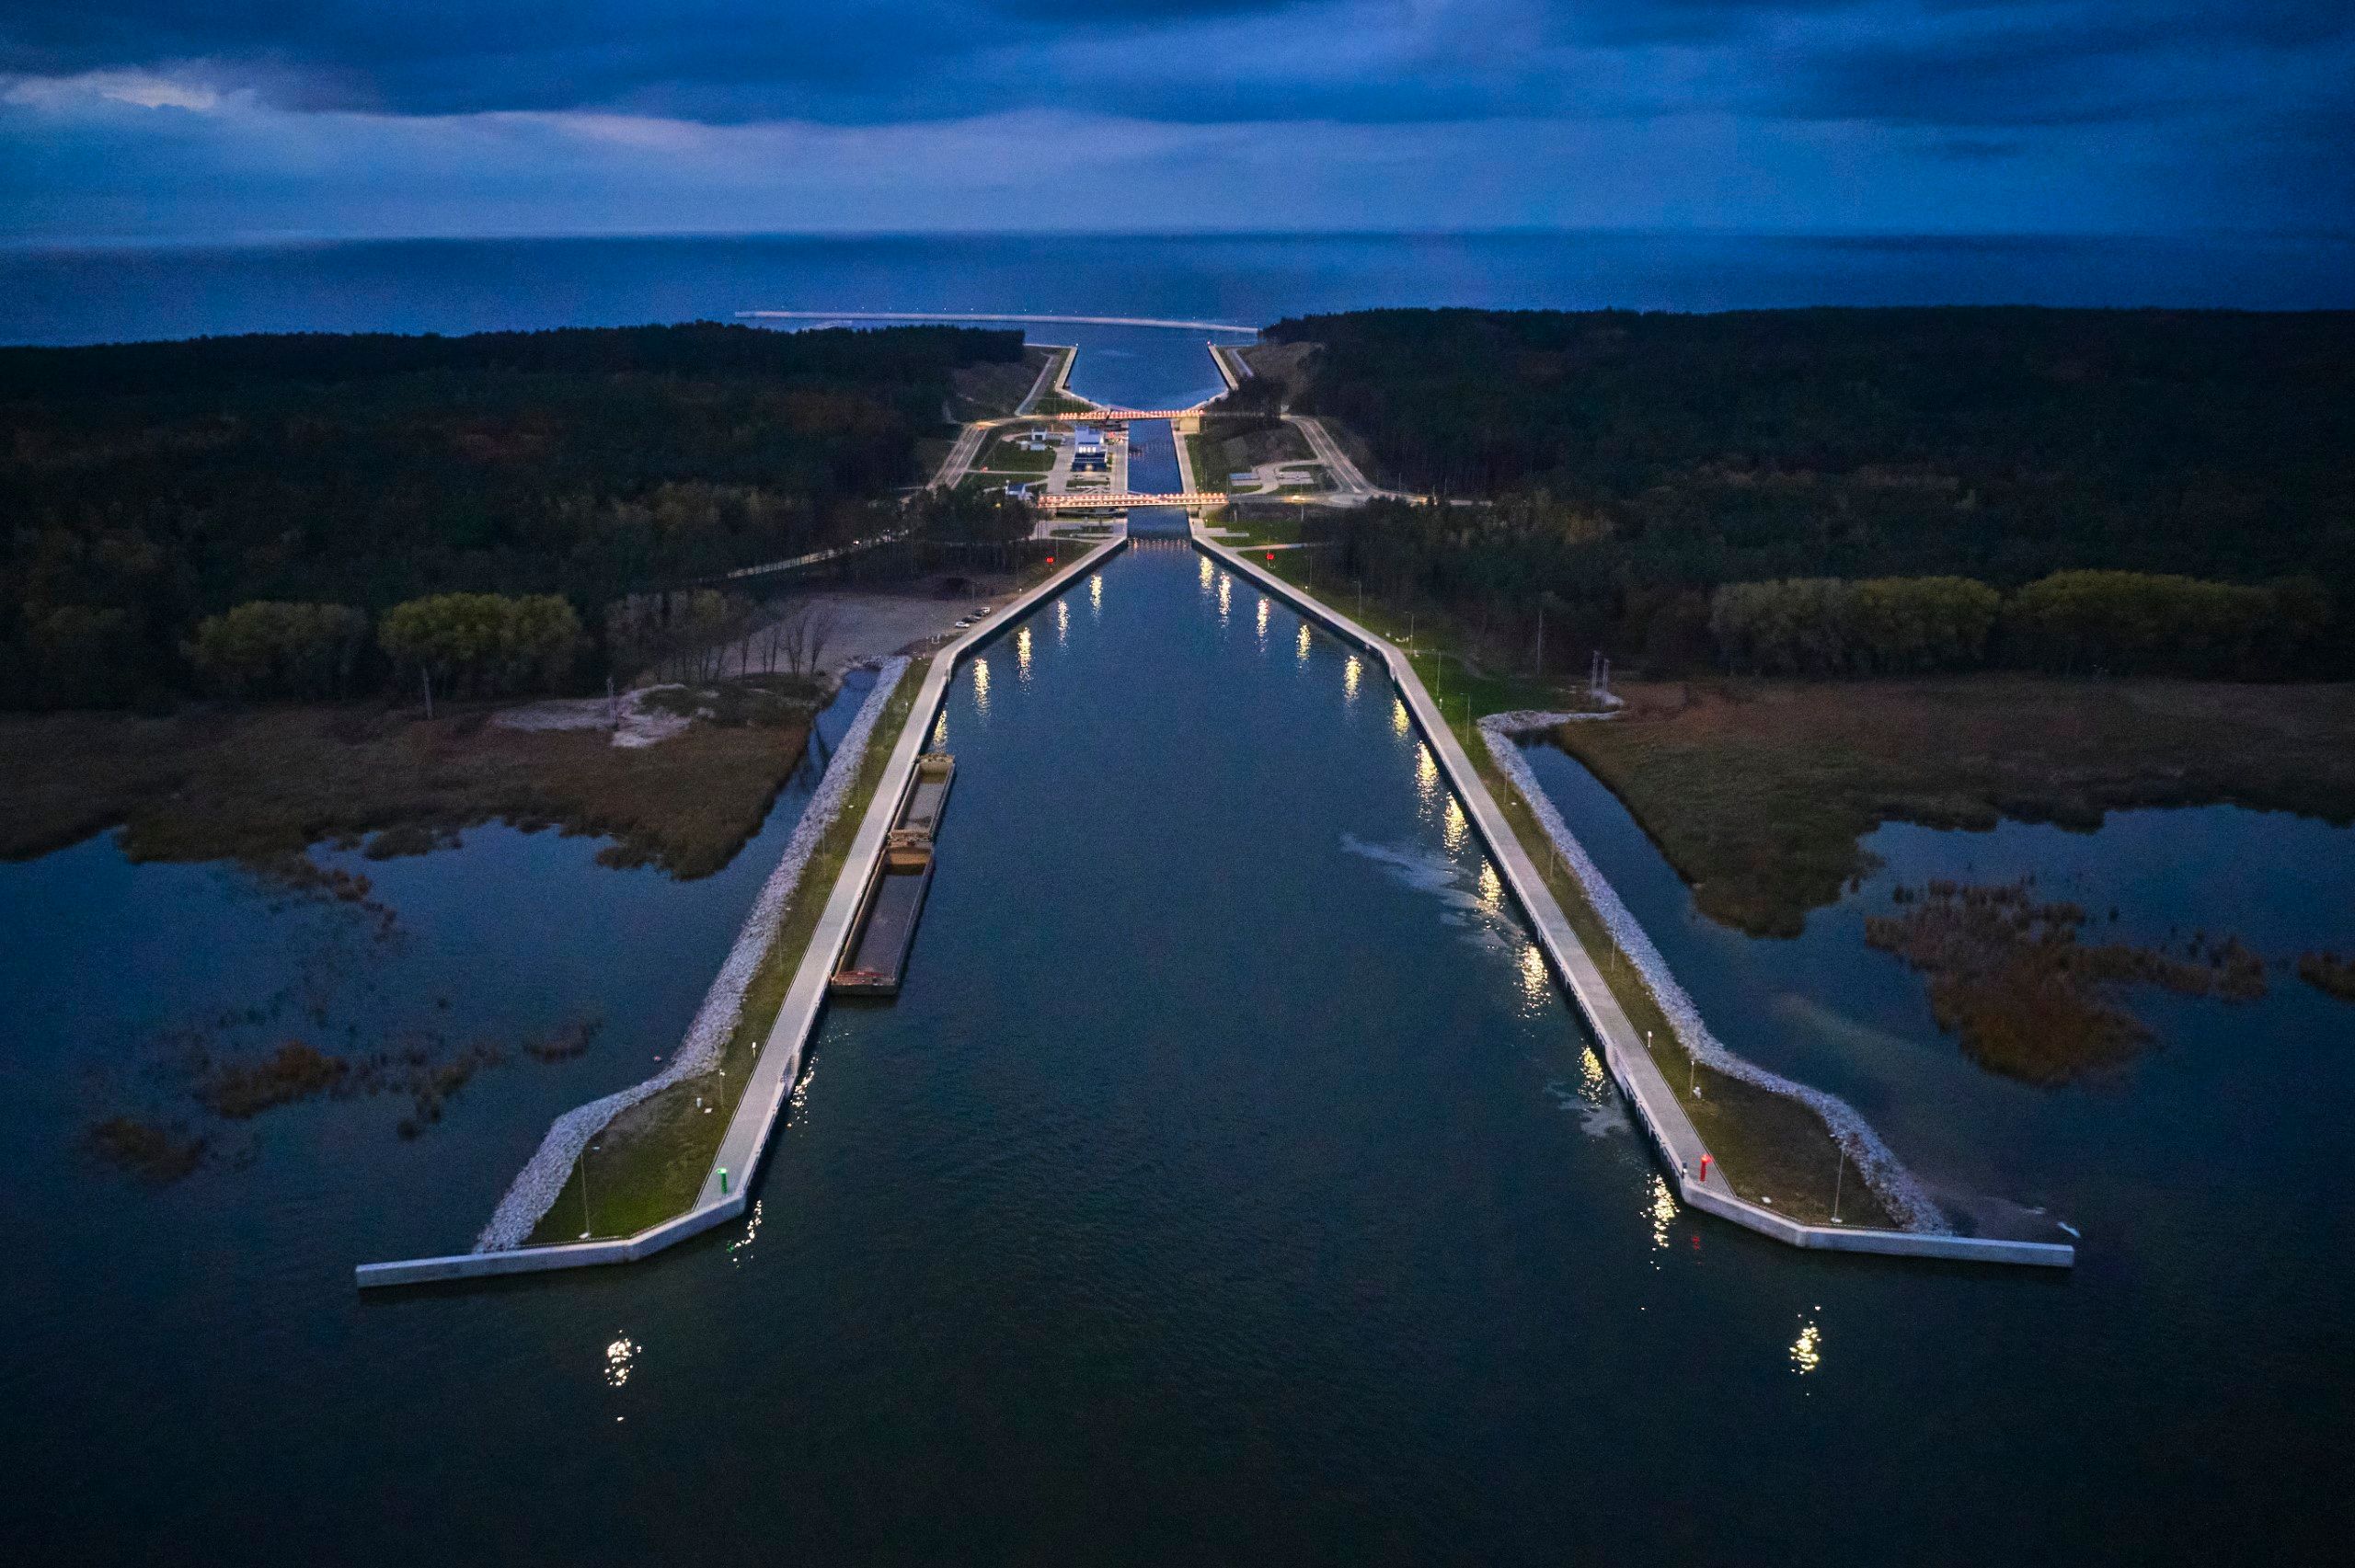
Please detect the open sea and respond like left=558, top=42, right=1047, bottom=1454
left=3, top=229, right=2351, bottom=348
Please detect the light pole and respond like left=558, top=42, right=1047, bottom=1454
left=1832, top=1145, right=1846, bottom=1223
left=580, top=1141, right=599, bottom=1240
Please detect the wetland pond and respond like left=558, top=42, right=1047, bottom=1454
left=1518, top=745, right=2355, bottom=1232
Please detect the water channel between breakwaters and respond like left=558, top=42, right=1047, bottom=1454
left=12, top=521, right=2353, bottom=1562
left=11, top=348, right=2354, bottom=1563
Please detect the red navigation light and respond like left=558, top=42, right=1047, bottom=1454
left=1265, top=552, right=1275, bottom=563
left=1046, top=555, right=1056, bottom=566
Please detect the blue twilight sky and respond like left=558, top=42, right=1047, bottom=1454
left=1, top=1, right=2349, bottom=243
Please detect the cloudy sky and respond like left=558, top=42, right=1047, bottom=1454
left=2, top=1, right=2349, bottom=243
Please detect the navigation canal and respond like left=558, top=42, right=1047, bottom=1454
left=18, top=540, right=2322, bottom=1565
left=6, top=335, right=2339, bottom=1562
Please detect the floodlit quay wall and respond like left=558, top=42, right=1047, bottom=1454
left=355, top=530, right=1132, bottom=1290
left=1189, top=518, right=2074, bottom=1270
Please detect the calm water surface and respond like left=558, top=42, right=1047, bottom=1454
left=8, top=541, right=2350, bottom=1562
left=6, top=338, right=2349, bottom=1563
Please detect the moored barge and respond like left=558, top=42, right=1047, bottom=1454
left=830, top=752, right=956, bottom=996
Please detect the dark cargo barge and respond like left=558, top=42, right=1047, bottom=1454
left=830, top=752, right=957, bottom=997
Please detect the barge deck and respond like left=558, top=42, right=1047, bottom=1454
left=830, top=753, right=956, bottom=996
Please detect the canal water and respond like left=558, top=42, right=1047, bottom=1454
left=5, top=328, right=2347, bottom=1562
left=11, top=538, right=2348, bottom=1563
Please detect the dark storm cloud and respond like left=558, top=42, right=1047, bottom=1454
left=3, top=0, right=2350, bottom=240
left=0, top=1, right=2344, bottom=125
left=6, top=3, right=2350, bottom=154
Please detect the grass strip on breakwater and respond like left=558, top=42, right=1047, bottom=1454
left=521, top=658, right=931, bottom=1243
left=1472, top=722, right=1912, bottom=1228
left=1233, top=543, right=1906, bottom=1228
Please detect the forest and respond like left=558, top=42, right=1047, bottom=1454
left=1258, top=307, right=2355, bottom=677
left=0, top=322, right=1021, bottom=707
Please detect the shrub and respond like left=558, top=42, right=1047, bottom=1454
left=2005, top=570, right=2272, bottom=676
left=378, top=592, right=583, bottom=697
left=1848, top=577, right=2002, bottom=672
left=186, top=601, right=369, bottom=699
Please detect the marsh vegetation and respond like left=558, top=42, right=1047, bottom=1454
left=1, top=692, right=816, bottom=877
left=1865, top=880, right=2267, bottom=1084
left=1551, top=678, right=2355, bottom=937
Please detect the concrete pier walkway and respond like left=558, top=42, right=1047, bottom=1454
left=356, top=528, right=1130, bottom=1288
left=1189, top=516, right=2074, bottom=1269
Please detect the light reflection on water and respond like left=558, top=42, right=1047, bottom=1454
left=603, top=1335, right=638, bottom=1390
left=1344, top=655, right=1362, bottom=706
left=1056, top=598, right=1070, bottom=644
left=1016, top=624, right=1033, bottom=682
left=971, top=656, right=991, bottom=715
left=1648, top=1173, right=1679, bottom=1253
left=1790, top=1316, right=1823, bottom=1378
left=1255, top=592, right=1269, bottom=650
left=1442, top=795, right=1469, bottom=855
left=1519, top=944, right=1551, bottom=1012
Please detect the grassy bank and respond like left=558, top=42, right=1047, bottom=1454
left=1182, top=431, right=1230, bottom=492
left=949, top=345, right=1060, bottom=421
left=1, top=690, right=818, bottom=877
left=1558, top=678, right=2355, bottom=937
left=1231, top=543, right=1890, bottom=1227
left=982, top=431, right=1055, bottom=474
left=529, top=657, right=933, bottom=1242
left=1252, top=543, right=1596, bottom=719
left=1187, top=418, right=1316, bottom=495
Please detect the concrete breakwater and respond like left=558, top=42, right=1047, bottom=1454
left=357, top=532, right=1129, bottom=1288
left=1477, top=712, right=1945, bottom=1232
left=475, top=658, right=913, bottom=1253
left=1189, top=520, right=2072, bottom=1267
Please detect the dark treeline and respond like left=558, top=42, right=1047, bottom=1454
left=1708, top=571, right=2331, bottom=679
left=1, top=322, right=1021, bottom=707
left=1263, top=307, right=2355, bottom=677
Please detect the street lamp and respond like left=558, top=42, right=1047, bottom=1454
left=580, top=1141, right=600, bottom=1240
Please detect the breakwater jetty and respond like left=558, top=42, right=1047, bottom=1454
left=355, top=530, right=1130, bottom=1288
left=1188, top=515, right=2074, bottom=1268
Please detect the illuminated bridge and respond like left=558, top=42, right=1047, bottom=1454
left=1036, top=491, right=1223, bottom=510
left=1049, top=409, right=1204, bottom=423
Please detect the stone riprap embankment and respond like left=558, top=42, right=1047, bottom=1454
left=474, top=658, right=912, bottom=1252
left=1478, top=711, right=1947, bottom=1233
